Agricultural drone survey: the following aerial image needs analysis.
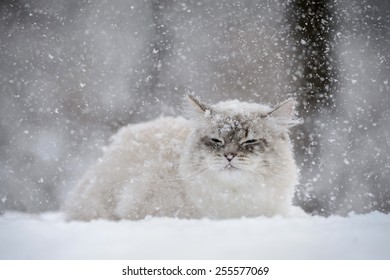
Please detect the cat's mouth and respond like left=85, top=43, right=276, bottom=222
left=224, top=163, right=239, bottom=170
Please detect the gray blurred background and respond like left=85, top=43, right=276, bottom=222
left=0, top=0, right=389, bottom=216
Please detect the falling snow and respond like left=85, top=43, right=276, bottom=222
left=0, top=0, right=389, bottom=254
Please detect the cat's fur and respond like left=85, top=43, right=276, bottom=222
left=64, top=96, right=302, bottom=220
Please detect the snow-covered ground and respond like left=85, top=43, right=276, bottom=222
left=0, top=212, right=389, bottom=259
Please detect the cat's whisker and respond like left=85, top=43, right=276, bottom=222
left=266, top=158, right=290, bottom=164
left=253, top=171, right=293, bottom=186
left=128, top=177, right=183, bottom=184
left=124, top=165, right=209, bottom=184
left=271, top=173, right=295, bottom=180
left=246, top=168, right=266, bottom=178
left=179, top=162, right=204, bottom=168
left=181, top=167, right=209, bottom=179
left=267, top=161, right=288, bottom=166
left=244, top=170, right=281, bottom=187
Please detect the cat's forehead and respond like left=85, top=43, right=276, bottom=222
left=205, top=112, right=268, bottom=140
left=197, top=100, right=274, bottom=138
left=214, top=115, right=250, bottom=139
left=212, top=100, right=271, bottom=115
left=211, top=113, right=251, bottom=129
left=209, top=100, right=272, bottom=131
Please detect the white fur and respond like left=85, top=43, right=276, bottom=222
left=63, top=98, right=301, bottom=220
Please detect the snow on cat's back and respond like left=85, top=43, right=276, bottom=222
left=64, top=117, right=193, bottom=220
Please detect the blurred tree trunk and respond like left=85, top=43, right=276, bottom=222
left=286, top=0, right=339, bottom=214
left=288, top=0, right=338, bottom=112
left=127, top=0, right=174, bottom=124
left=148, top=0, right=173, bottom=95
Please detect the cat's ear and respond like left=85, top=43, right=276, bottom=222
left=267, top=99, right=302, bottom=129
left=185, top=94, right=212, bottom=119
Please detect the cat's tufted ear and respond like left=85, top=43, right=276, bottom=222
left=185, top=94, right=212, bottom=119
left=267, top=99, right=302, bottom=129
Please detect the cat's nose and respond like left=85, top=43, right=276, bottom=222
left=224, top=153, right=237, bottom=162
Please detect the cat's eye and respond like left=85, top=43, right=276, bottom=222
left=241, top=138, right=269, bottom=149
left=242, top=139, right=258, bottom=146
left=211, top=138, right=223, bottom=144
left=203, top=137, right=224, bottom=148
left=243, top=139, right=257, bottom=145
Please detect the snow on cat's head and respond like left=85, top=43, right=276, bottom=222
left=181, top=95, right=301, bottom=186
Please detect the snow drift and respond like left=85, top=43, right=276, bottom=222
left=0, top=212, right=389, bottom=259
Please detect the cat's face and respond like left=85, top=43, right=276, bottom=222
left=197, top=114, right=272, bottom=176
left=182, top=95, right=301, bottom=183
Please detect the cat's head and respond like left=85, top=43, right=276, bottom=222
left=181, top=95, right=301, bottom=184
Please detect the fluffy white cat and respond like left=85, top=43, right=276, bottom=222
left=63, top=95, right=302, bottom=220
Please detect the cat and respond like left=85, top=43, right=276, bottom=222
left=63, top=95, right=302, bottom=220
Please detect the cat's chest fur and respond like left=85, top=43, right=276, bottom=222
left=64, top=97, right=300, bottom=221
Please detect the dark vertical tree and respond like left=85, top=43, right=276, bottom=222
left=129, top=0, right=174, bottom=123
left=287, top=0, right=338, bottom=111
left=286, top=0, right=339, bottom=214
left=149, top=0, right=173, bottom=95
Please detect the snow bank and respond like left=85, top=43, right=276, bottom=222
left=0, top=212, right=389, bottom=259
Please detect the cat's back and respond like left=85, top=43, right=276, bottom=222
left=108, top=116, right=191, bottom=188
left=64, top=116, right=191, bottom=220
left=112, top=116, right=190, bottom=159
